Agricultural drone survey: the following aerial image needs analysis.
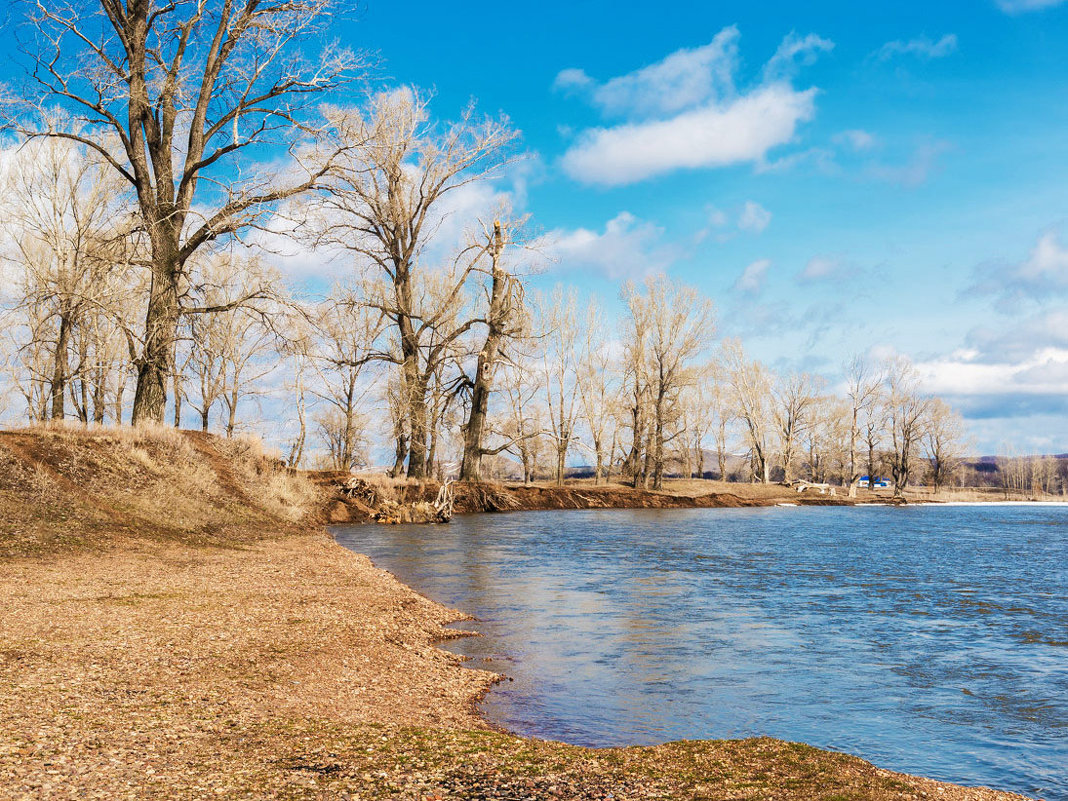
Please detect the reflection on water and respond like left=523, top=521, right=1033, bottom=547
left=331, top=505, right=1068, bottom=800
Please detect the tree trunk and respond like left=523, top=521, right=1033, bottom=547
left=173, top=369, right=183, bottom=428
left=389, top=432, right=408, bottom=478
left=50, top=313, right=71, bottom=421
left=93, top=363, right=107, bottom=424
left=132, top=257, right=181, bottom=425
left=404, top=365, right=429, bottom=479
left=593, top=435, right=604, bottom=485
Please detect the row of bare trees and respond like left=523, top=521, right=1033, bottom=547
left=0, top=120, right=971, bottom=490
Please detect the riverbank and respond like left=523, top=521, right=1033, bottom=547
left=0, top=426, right=1036, bottom=799
left=319, top=474, right=859, bottom=524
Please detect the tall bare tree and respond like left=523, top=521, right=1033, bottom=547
left=772, top=371, right=823, bottom=483
left=623, top=277, right=714, bottom=490
left=310, top=288, right=384, bottom=471
left=884, top=357, right=930, bottom=497
left=459, top=218, right=529, bottom=481
left=722, top=339, right=774, bottom=483
left=844, top=355, right=885, bottom=497
left=574, top=298, right=618, bottom=485
left=309, top=89, right=517, bottom=477
left=540, top=287, right=580, bottom=486
left=0, top=135, right=132, bottom=420
left=923, top=398, right=967, bottom=493
left=15, top=0, right=359, bottom=423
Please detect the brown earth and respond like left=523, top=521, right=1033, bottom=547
left=0, top=426, right=1035, bottom=800
left=317, top=474, right=864, bottom=524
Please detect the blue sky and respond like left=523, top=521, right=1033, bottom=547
left=3, top=0, right=1067, bottom=454
left=337, top=0, right=1068, bottom=454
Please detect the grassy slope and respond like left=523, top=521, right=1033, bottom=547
left=0, top=426, right=1033, bottom=800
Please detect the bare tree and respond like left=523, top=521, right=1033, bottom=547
left=540, top=287, right=580, bottom=486
left=923, top=398, right=967, bottom=493
left=0, top=135, right=132, bottom=420
left=309, top=288, right=384, bottom=471
left=772, top=371, right=822, bottom=483
left=624, top=277, right=714, bottom=490
left=308, top=89, right=518, bottom=477
left=620, top=286, right=652, bottom=488
left=459, top=218, right=529, bottom=481
left=884, top=357, right=930, bottom=497
left=722, top=339, right=774, bottom=483
left=500, top=361, right=543, bottom=485
left=574, top=298, right=618, bottom=485
left=845, top=355, right=885, bottom=497
left=14, top=0, right=360, bottom=423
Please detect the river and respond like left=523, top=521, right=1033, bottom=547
left=332, top=504, right=1067, bottom=799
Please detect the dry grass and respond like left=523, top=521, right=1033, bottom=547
left=0, top=423, right=321, bottom=557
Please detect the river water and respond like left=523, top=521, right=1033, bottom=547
left=331, top=505, right=1067, bottom=799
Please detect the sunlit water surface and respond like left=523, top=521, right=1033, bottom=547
left=332, top=506, right=1067, bottom=799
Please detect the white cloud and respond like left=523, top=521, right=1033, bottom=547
left=799, top=256, right=843, bottom=282
left=733, top=259, right=772, bottom=293
left=833, top=129, right=877, bottom=151
left=539, top=211, right=675, bottom=279
left=763, top=32, right=834, bottom=82
left=561, top=84, right=817, bottom=186
left=915, top=345, right=1068, bottom=397
left=553, top=68, right=594, bottom=93
left=996, top=0, right=1066, bottom=12
left=1010, top=231, right=1068, bottom=289
left=876, top=34, right=958, bottom=61
left=737, top=201, right=772, bottom=233
left=970, top=230, right=1068, bottom=305
left=554, top=28, right=740, bottom=119
left=558, top=27, right=828, bottom=186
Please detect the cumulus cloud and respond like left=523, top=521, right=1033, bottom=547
left=737, top=201, right=772, bottom=233
left=915, top=345, right=1068, bottom=399
left=876, top=34, right=958, bottom=61
left=733, top=258, right=772, bottom=293
left=562, top=84, right=817, bottom=186
left=539, top=211, right=675, bottom=279
left=553, top=27, right=739, bottom=119
left=996, top=0, right=1066, bottom=12
left=557, top=27, right=828, bottom=186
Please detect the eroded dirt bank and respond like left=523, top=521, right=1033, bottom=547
left=0, top=427, right=1032, bottom=799
left=320, top=475, right=858, bottom=524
